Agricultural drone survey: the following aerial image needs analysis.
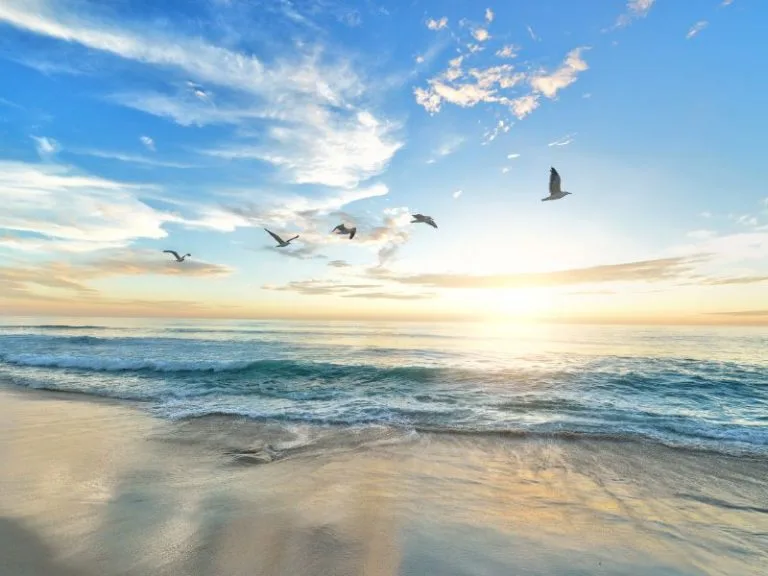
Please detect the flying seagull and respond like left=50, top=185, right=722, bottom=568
left=542, top=167, right=572, bottom=201
left=411, top=214, right=437, bottom=229
left=163, top=250, right=191, bottom=262
left=331, top=223, right=357, bottom=239
left=264, top=228, right=299, bottom=247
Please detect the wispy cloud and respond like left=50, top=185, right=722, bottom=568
left=426, top=135, right=465, bottom=164
left=485, top=9, right=494, bottom=23
left=0, top=161, right=244, bottom=254
left=377, top=255, right=704, bottom=290
left=0, top=96, right=23, bottom=110
left=686, top=21, right=708, bottom=40
left=327, top=260, right=350, bottom=268
left=426, top=17, right=448, bottom=31
left=0, top=0, right=401, bottom=190
left=0, top=248, right=231, bottom=302
left=140, top=136, right=156, bottom=151
left=201, top=109, right=402, bottom=188
left=613, top=0, right=656, bottom=29
left=30, top=135, right=59, bottom=157
left=507, top=153, right=521, bottom=159
left=700, top=275, right=768, bottom=286
left=482, top=120, right=511, bottom=144
left=262, top=278, right=434, bottom=300
left=526, top=25, right=539, bottom=41
left=70, top=149, right=194, bottom=169
left=708, top=309, right=768, bottom=317
left=548, top=133, right=576, bottom=147
left=721, top=0, right=735, bottom=6
left=452, top=189, right=463, bottom=199
left=496, top=45, right=520, bottom=58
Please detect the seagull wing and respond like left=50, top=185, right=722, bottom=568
left=412, top=214, right=424, bottom=220
left=549, top=167, right=562, bottom=195
left=427, top=218, right=437, bottom=229
left=349, top=228, right=356, bottom=239
left=163, top=250, right=181, bottom=259
left=264, top=228, right=285, bottom=244
left=331, top=224, right=343, bottom=233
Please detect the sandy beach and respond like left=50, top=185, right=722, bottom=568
left=0, top=386, right=766, bottom=576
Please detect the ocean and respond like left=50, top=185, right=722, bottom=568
left=1, top=318, right=766, bottom=457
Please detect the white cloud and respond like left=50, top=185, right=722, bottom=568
left=722, top=0, right=735, bottom=6
left=508, top=95, right=540, bottom=119
left=31, top=135, right=59, bottom=157
left=686, top=21, right=708, bottom=40
left=202, top=109, right=402, bottom=189
left=415, top=55, right=425, bottom=64
left=526, top=25, right=539, bottom=41
left=614, top=0, right=656, bottom=29
left=496, top=45, right=519, bottom=58
left=0, top=161, right=249, bottom=254
left=501, top=167, right=510, bottom=174
left=0, top=1, right=400, bottom=190
left=415, top=47, right=585, bottom=120
left=452, top=189, right=462, bottom=199
left=0, top=161, right=169, bottom=251
left=529, top=48, right=589, bottom=99
left=507, top=153, right=520, bottom=159
left=700, top=211, right=713, bottom=218
left=472, top=28, right=490, bottom=42
left=140, top=135, right=155, bottom=151
left=426, top=17, right=448, bottom=30
left=548, top=133, right=576, bottom=147
left=485, top=8, right=494, bottom=23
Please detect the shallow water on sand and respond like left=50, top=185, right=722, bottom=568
left=1, top=388, right=767, bottom=576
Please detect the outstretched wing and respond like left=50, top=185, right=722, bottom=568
left=349, top=228, right=356, bottom=240
left=331, top=224, right=343, bottom=233
left=163, top=250, right=181, bottom=259
left=549, top=167, right=562, bottom=195
left=412, top=214, right=424, bottom=220
left=427, top=218, right=437, bottom=229
left=264, top=228, right=284, bottom=243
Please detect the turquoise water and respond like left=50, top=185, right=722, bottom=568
left=1, top=319, right=766, bottom=456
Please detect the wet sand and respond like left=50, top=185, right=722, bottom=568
left=1, top=386, right=767, bottom=576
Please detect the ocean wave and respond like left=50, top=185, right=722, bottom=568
left=148, top=405, right=768, bottom=457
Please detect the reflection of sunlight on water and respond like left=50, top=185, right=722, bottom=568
left=2, top=389, right=767, bottom=575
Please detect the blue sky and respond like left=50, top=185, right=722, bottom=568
left=0, top=0, right=766, bottom=323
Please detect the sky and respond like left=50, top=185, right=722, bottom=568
left=0, top=0, right=766, bottom=324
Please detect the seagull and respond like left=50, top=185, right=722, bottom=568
left=264, top=228, right=299, bottom=247
left=331, top=223, right=357, bottom=239
left=163, top=250, right=191, bottom=262
left=542, top=167, right=573, bottom=201
left=411, top=214, right=438, bottom=229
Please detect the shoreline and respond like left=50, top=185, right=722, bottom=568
left=3, top=380, right=766, bottom=461
left=2, top=385, right=767, bottom=575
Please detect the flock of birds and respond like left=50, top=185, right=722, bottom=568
left=163, top=167, right=572, bottom=262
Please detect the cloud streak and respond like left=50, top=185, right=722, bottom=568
left=379, top=256, right=704, bottom=289
left=686, top=21, right=708, bottom=40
